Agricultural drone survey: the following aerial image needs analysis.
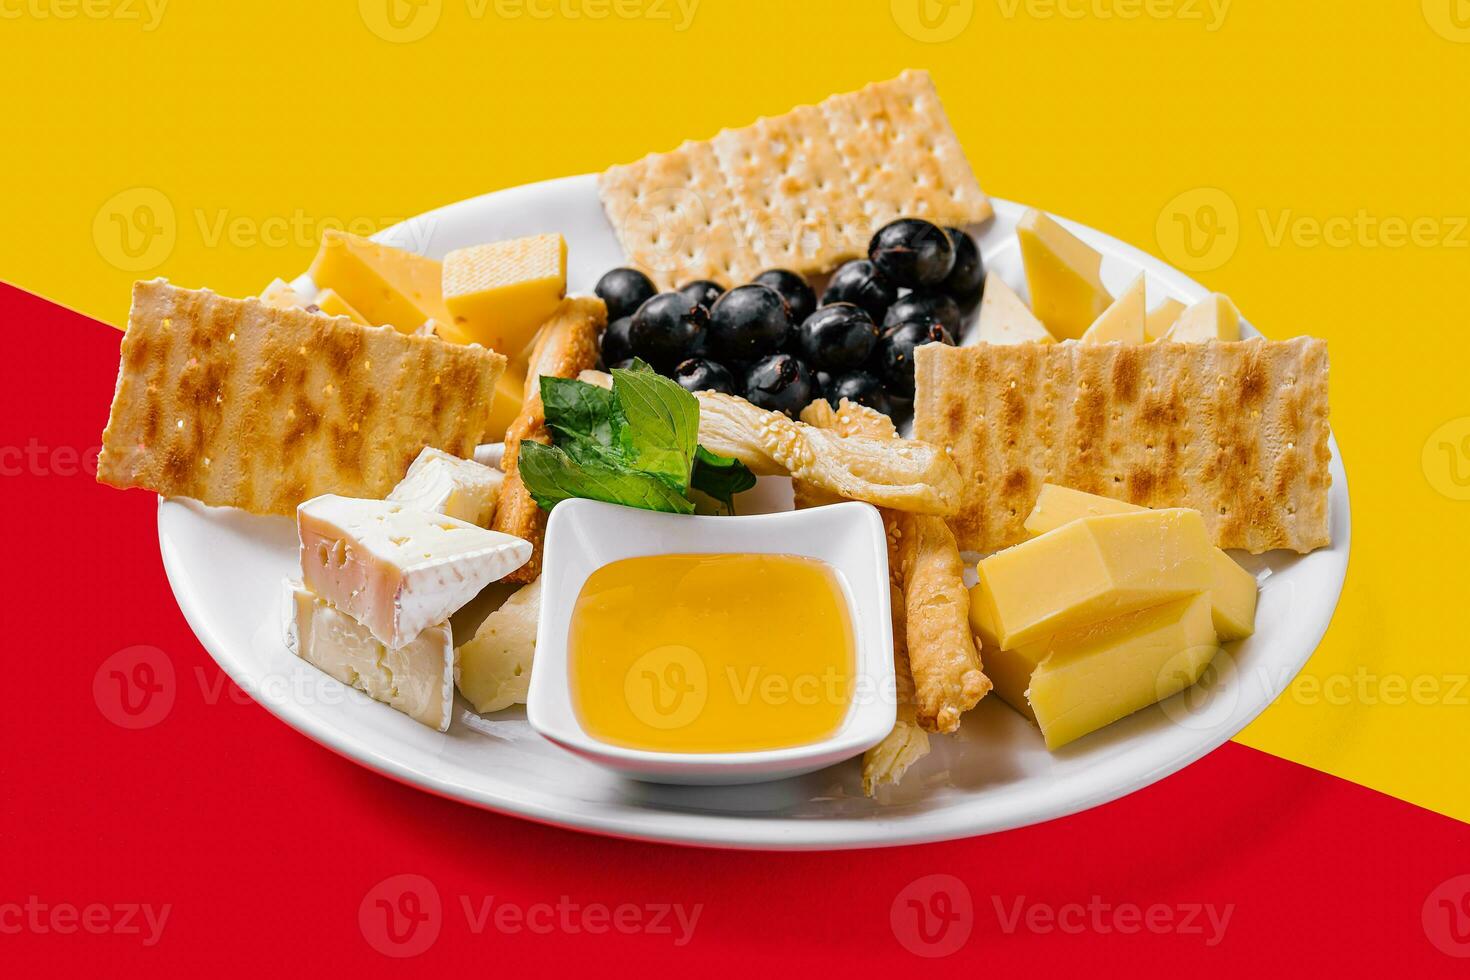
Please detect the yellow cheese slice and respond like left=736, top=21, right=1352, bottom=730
left=1145, top=297, right=1185, bottom=341
left=313, top=288, right=370, bottom=326
left=1028, top=594, right=1218, bottom=749
left=1023, top=484, right=1258, bottom=640
left=308, top=229, right=452, bottom=334
left=1080, top=274, right=1145, bottom=344
left=1164, top=293, right=1241, bottom=342
left=975, top=508, right=1212, bottom=649
left=443, top=234, right=567, bottom=358
left=1017, top=209, right=1111, bottom=340
left=486, top=362, right=526, bottom=442
left=977, top=273, right=1055, bottom=345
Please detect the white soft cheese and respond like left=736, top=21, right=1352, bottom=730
left=282, top=580, right=457, bottom=732
left=387, top=447, right=504, bottom=527
left=297, top=494, right=531, bottom=648
left=456, top=577, right=541, bottom=714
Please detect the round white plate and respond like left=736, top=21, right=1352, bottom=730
left=159, top=175, right=1350, bottom=850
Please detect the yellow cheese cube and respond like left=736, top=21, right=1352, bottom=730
left=486, top=363, right=527, bottom=442
left=977, top=273, right=1055, bottom=345
left=1026, top=593, right=1219, bottom=749
left=1022, top=484, right=1258, bottom=641
left=1017, top=209, right=1111, bottom=340
left=1165, top=293, right=1241, bottom=342
left=969, top=595, right=1037, bottom=723
left=1145, top=297, right=1185, bottom=341
left=442, top=234, right=567, bottom=357
left=308, top=229, right=452, bottom=334
left=313, top=288, right=370, bottom=325
left=976, top=508, right=1212, bottom=649
left=1080, top=274, right=1145, bottom=344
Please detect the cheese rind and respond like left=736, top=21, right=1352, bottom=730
left=1026, top=593, right=1219, bottom=749
left=1165, top=293, right=1241, bottom=342
left=1145, top=297, right=1185, bottom=341
left=297, top=495, right=532, bottom=648
left=976, top=273, right=1056, bottom=345
left=976, top=508, right=1212, bottom=649
left=387, top=447, right=504, bottom=527
left=283, top=580, right=456, bottom=731
left=1080, top=274, right=1145, bottom=344
left=1017, top=209, right=1111, bottom=340
left=308, top=229, right=452, bottom=333
left=456, top=577, right=541, bottom=713
left=442, top=234, right=568, bottom=357
left=1023, top=484, right=1257, bottom=640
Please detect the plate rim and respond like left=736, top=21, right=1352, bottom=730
left=159, top=174, right=1353, bottom=850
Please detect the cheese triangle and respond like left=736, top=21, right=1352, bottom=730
left=1080, top=274, right=1145, bottom=344
left=1166, top=293, right=1241, bottom=342
left=308, top=229, right=453, bottom=334
left=977, top=273, right=1056, bottom=345
left=1017, top=209, right=1111, bottom=340
left=1144, top=297, right=1185, bottom=341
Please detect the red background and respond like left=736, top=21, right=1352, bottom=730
left=3, top=282, right=1467, bottom=973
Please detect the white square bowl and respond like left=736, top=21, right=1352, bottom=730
left=526, top=498, right=896, bottom=785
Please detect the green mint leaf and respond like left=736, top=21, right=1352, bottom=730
left=540, top=376, right=621, bottom=451
left=611, top=363, right=700, bottom=492
left=517, top=441, right=695, bottom=515
left=690, top=445, right=757, bottom=514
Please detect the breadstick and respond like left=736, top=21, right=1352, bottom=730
left=799, top=399, right=989, bottom=735
left=696, top=391, right=962, bottom=516
left=795, top=400, right=932, bottom=794
left=492, top=297, right=607, bottom=583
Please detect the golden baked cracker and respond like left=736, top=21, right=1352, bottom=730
left=492, top=297, right=608, bottom=583
left=819, top=70, right=993, bottom=235
left=598, top=140, right=753, bottom=289
left=913, top=338, right=1332, bottom=554
left=97, top=280, right=507, bottom=516
left=597, top=70, right=991, bottom=289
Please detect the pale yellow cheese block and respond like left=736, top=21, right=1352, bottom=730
left=1023, top=483, right=1258, bottom=640
left=1145, top=297, right=1185, bottom=341
left=1165, top=293, right=1241, bottom=342
left=443, top=234, right=567, bottom=357
left=308, top=229, right=452, bottom=334
left=975, top=508, right=1212, bottom=649
left=1080, top=274, right=1145, bottom=344
left=1016, top=209, right=1111, bottom=340
left=976, top=273, right=1055, bottom=345
left=313, top=288, right=370, bottom=325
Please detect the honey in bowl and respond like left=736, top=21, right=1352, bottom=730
left=568, top=554, right=856, bottom=753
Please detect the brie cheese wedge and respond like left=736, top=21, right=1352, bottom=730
left=457, top=577, right=541, bottom=714
left=387, top=447, right=504, bottom=527
left=283, top=580, right=457, bottom=731
left=298, top=494, right=531, bottom=648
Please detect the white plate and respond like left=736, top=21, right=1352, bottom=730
left=159, top=174, right=1350, bottom=850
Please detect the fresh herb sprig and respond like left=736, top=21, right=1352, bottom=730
left=518, top=360, right=756, bottom=515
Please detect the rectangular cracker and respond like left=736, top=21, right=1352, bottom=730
left=98, top=280, right=507, bottom=516
left=598, top=70, right=992, bottom=289
left=913, top=338, right=1332, bottom=554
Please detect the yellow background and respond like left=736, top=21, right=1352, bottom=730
left=4, top=0, right=1467, bottom=822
